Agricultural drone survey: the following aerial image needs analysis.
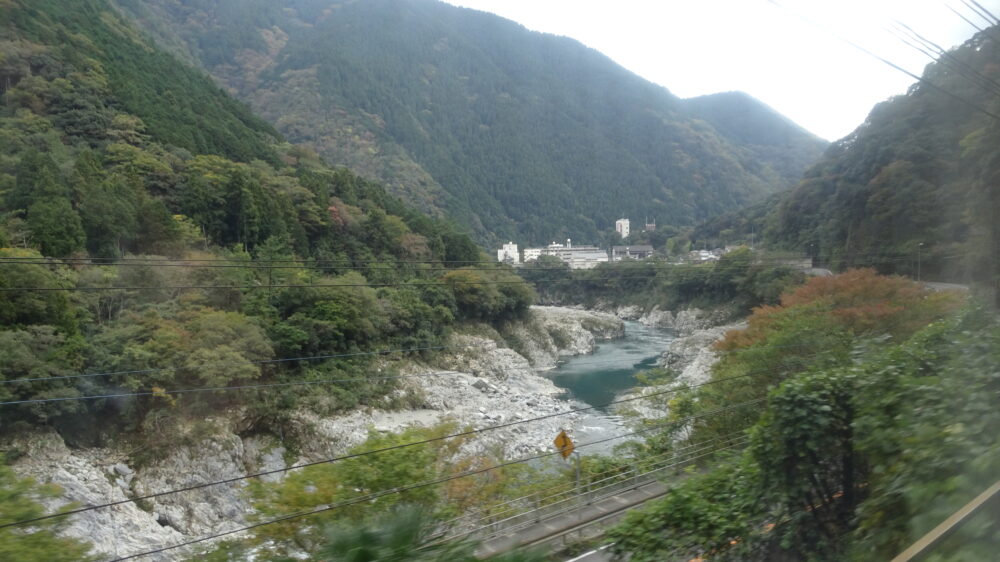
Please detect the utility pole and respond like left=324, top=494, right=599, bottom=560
left=917, top=242, right=925, bottom=282
left=573, top=451, right=581, bottom=491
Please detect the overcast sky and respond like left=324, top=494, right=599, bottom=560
left=443, top=0, right=998, bottom=141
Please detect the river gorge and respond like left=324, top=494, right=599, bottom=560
left=6, top=305, right=738, bottom=559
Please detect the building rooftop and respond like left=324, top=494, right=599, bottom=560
left=612, top=245, right=654, bottom=252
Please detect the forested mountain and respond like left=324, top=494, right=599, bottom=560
left=691, top=26, right=1000, bottom=298
left=0, top=0, right=529, bottom=445
left=114, top=0, right=827, bottom=245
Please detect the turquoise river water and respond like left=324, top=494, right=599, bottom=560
left=544, top=321, right=674, bottom=453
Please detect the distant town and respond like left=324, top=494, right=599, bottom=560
left=496, top=218, right=737, bottom=269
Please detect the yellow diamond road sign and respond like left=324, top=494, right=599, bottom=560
left=553, top=429, right=574, bottom=459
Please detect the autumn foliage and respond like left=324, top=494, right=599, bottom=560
left=716, top=269, right=963, bottom=351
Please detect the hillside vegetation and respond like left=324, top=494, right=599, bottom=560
left=115, top=0, right=827, bottom=244
left=0, top=0, right=531, bottom=451
left=690, top=26, right=1000, bottom=302
left=610, top=271, right=996, bottom=561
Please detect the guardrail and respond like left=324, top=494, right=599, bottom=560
left=442, top=432, right=749, bottom=544
left=891, top=480, right=1000, bottom=562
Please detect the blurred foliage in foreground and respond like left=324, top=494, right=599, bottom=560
left=609, top=271, right=998, bottom=561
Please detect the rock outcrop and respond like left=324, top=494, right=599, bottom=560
left=7, top=306, right=623, bottom=560
left=615, top=320, right=746, bottom=420
left=502, top=306, right=624, bottom=369
left=596, top=303, right=737, bottom=336
left=638, top=306, right=738, bottom=335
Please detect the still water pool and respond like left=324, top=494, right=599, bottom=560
left=547, top=321, right=674, bottom=412
left=544, top=321, right=674, bottom=454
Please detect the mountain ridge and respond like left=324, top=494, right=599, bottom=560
left=115, top=0, right=828, bottom=245
left=688, top=26, right=999, bottom=301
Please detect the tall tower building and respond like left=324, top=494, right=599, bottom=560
left=496, top=241, right=520, bottom=264
left=615, top=218, right=630, bottom=239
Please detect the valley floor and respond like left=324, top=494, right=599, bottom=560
left=8, top=305, right=737, bottom=560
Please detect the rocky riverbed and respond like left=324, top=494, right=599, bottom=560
left=5, top=305, right=625, bottom=560
left=7, top=304, right=736, bottom=559
left=614, top=319, right=746, bottom=420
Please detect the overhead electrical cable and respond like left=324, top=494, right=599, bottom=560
left=0, top=252, right=971, bottom=293
left=0, top=344, right=467, bottom=386
left=437, top=429, right=749, bottom=531
left=109, top=399, right=764, bottom=561
left=0, top=248, right=968, bottom=268
left=962, top=0, right=1000, bottom=26
left=889, top=21, right=1000, bottom=97
left=0, top=350, right=827, bottom=407
left=766, top=0, right=1000, bottom=122
left=0, top=381, right=775, bottom=529
left=0, top=338, right=838, bottom=388
left=948, top=3, right=987, bottom=32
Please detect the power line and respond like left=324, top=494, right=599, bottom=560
left=0, top=347, right=829, bottom=407
left=109, top=399, right=764, bottom=561
left=0, top=344, right=468, bottom=386
left=0, top=248, right=969, bottom=268
left=1, top=369, right=461, bottom=406
left=0, top=335, right=836, bottom=389
left=438, top=430, right=749, bottom=530
left=448, top=436, right=753, bottom=544
left=0, top=253, right=972, bottom=293
left=765, top=0, right=1000, bottom=122
left=962, top=0, right=1000, bottom=26
left=948, top=3, right=987, bottom=32
left=888, top=21, right=1000, bottom=98
left=0, top=376, right=777, bottom=530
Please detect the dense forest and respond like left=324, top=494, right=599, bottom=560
left=0, top=0, right=534, bottom=454
left=607, top=272, right=998, bottom=561
left=2, top=1, right=997, bottom=560
left=690, top=25, right=1000, bottom=303
left=113, top=0, right=827, bottom=245
left=518, top=248, right=804, bottom=314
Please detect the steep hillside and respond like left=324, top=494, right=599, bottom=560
left=115, top=0, right=827, bottom=244
left=682, top=92, right=829, bottom=183
left=4, top=0, right=281, bottom=165
left=689, top=27, right=999, bottom=298
left=0, top=0, right=528, bottom=449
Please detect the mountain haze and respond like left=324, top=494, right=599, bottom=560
left=117, top=0, right=827, bottom=245
left=690, top=26, right=1000, bottom=299
left=1, top=0, right=534, bottom=456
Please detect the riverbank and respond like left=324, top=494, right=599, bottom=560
left=6, top=305, right=626, bottom=559
left=614, top=319, right=746, bottom=420
left=7, top=304, right=737, bottom=559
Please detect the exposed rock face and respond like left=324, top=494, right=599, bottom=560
left=616, top=320, right=746, bottom=420
left=7, top=306, right=622, bottom=560
left=638, top=306, right=737, bottom=335
left=503, top=306, right=624, bottom=369
left=133, top=432, right=252, bottom=538
left=659, top=322, right=746, bottom=380
left=9, top=431, right=186, bottom=561
left=608, top=305, right=643, bottom=320
left=595, top=304, right=737, bottom=336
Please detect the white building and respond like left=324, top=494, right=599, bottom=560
left=688, top=250, right=719, bottom=262
left=522, top=238, right=608, bottom=269
left=615, top=218, right=630, bottom=239
left=522, top=247, right=543, bottom=262
left=496, top=241, right=520, bottom=264
left=611, top=245, right=655, bottom=261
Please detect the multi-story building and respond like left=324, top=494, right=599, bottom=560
left=522, top=239, right=609, bottom=269
left=615, top=218, right=630, bottom=239
left=496, top=241, right=520, bottom=264
left=611, top=245, right=655, bottom=261
left=522, top=247, right=543, bottom=262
